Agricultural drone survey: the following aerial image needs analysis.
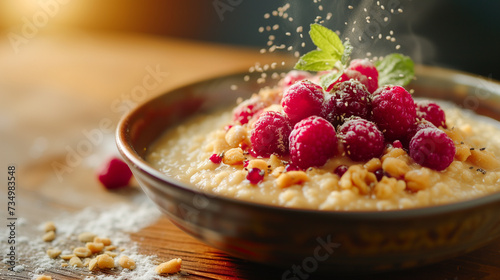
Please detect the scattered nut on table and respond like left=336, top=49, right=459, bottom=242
left=155, top=258, right=182, bottom=275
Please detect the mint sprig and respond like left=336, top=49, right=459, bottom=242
left=375, top=53, right=414, bottom=87
left=294, top=24, right=351, bottom=90
left=294, top=23, right=415, bottom=90
left=294, top=24, right=348, bottom=73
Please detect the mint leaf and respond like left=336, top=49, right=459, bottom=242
left=295, top=50, right=338, bottom=71
left=375, top=53, right=415, bottom=86
left=294, top=24, right=349, bottom=72
left=309, top=23, right=344, bottom=61
left=319, top=70, right=343, bottom=90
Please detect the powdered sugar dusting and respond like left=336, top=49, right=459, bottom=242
left=1, top=197, right=180, bottom=279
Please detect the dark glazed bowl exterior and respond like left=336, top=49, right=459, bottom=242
left=116, top=66, right=500, bottom=273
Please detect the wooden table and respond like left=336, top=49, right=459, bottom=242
left=1, top=31, right=500, bottom=280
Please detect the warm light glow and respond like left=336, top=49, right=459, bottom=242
left=0, top=0, right=90, bottom=33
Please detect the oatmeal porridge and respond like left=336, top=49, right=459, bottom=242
left=147, top=86, right=500, bottom=211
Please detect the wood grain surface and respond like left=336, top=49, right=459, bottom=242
left=1, top=32, right=500, bottom=280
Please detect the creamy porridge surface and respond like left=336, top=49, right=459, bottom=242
left=147, top=87, right=500, bottom=211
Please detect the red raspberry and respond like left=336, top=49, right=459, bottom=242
left=322, top=80, right=371, bottom=126
left=326, top=69, right=377, bottom=94
left=392, top=140, right=404, bottom=149
left=347, top=59, right=379, bottom=93
left=282, top=80, right=325, bottom=124
left=374, top=168, right=389, bottom=181
left=233, top=97, right=265, bottom=125
left=334, top=165, right=348, bottom=177
left=325, top=70, right=354, bottom=92
left=415, top=100, right=447, bottom=128
left=371, top=85, right=416, bottom=141
left=289, top=116, right=337, bottom=169
left=409, top=128, right=455, bottom=171
left=405, top=119, right=436, bottom=146
left=247, top=168, right=265, bottom=184
left=338, top=117, right=385, bottom=161
left=250, top=111, right=292, bottom=157
left=282, top=70, right=313, bottom=88
left=209, top=153, right=222, bottom=164
left=97, top=157, right=133, bottom=189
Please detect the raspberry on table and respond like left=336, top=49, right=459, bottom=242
left=347, top=58, right=379, bottom=93
left=415, top=100, right=447, bottom=128
left=338, top=117, right=385, bottom=161
left=250, top=111, right=292, bottom=157
left=409, top=127, right=455, bottom=171
left=371, top=85, right=417, bottom=141
left=289, top=116, right=337, bottom=169
left=322, top=80, right=371, bottom=126
left=282, top=70, right=313, bottom=88
left=282, top=80, right=325, bottom=124
left=233, top=97, right=266, bottom=125
left=97, top=157, right=133, bottom=189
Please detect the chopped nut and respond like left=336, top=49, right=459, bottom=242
left=88, top=258, right=98, bottom=271
left=222, top=148, right=245, bottom=165
left=60, top=254, right=76, bottom=260
left=247, top=159, right=268, bottom=171
left=381, top=147, right=406, bottom=162
left=83, top=258, right=92, bottom=267
left=61, top=263, right=68, bottom=267
left=363, top=158, right=382, bottom=172
left=155, top=258, right=182, bottom=275
left=269, top=154, right=283, bottom=169
left=42, top=231, right=56, bottom=242
left=43, top=222, right=56, bottom=233
left=339, top=165, right=377, bottom=195
left=104, top=245, right=117, bottom=251
left=455, top=143, right=472, bottom=161
left=382, top=157, right=410, bottom=178
left=444, top=127, right=466, bottom=144
left=104, top=251, right=118, bottom=258
left=94, top=237, right=112, bottom=246
left=467, top=149, right=500, bottom=171
left=86, top=242, right=104, bottom=254
left=78, top=232, right=97, bottom=243
left=96, top=254, right=115, bottom=269
left=35, top=275, right=52, bottom=280
left=271, top=166, right=285, bottom=177
left=118, top=255, right=136, bottom=270
left=374, top=177, right=406, bottom=199
left=69, top=256, right=83, bottom=267
left=405, top=168, right=432, bottom=191
left=276, top=171, right=308, bottom=188
left=74, top=247, right=92, bottom=258
left=225, top=125, right=248, bottom=147
left=46, top=249, right=62, bottom=259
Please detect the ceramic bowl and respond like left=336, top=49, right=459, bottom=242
left=116, top=66, right=500, bottom=273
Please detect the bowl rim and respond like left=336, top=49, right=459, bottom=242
left=116, top=65, right=500, bottom=220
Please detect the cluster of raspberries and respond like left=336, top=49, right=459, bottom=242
left=234, top=59, right=455, bottom=172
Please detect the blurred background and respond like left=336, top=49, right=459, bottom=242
left=0, top=0, right=498, bottom=78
